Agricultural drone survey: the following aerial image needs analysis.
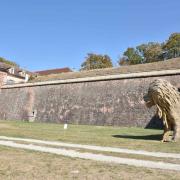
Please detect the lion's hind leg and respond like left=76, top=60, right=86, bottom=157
left=162, top=127, right=171, bottom=142
left=172, top=123, right=180, bottom=142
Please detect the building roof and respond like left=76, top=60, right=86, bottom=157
left=35, top=67, right=72, bottom=76
left=0, top=62, right=11, bottom=70
left=0, top=62, right=32, bottom=79
left=30, top=57, right=180, bottom=82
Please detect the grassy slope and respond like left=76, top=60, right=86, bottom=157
left=31, top=57, right=180, bottom=82
left=0, top=120, right=180, bottom=153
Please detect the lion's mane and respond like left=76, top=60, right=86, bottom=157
left=148, top=79, right=180, bottom=111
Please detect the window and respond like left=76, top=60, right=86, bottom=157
left=19, top=71, right=25, bottom=76
left=8, top=68, right=15, bottom=74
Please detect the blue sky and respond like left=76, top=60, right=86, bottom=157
left=0, top=0, right=179, bottom=71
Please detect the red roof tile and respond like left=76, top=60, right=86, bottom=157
left=35, top=67, right=72, bottom=76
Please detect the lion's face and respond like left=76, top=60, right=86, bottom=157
left=143, top=92, right=155, bottom=108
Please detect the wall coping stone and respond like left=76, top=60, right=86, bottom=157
left=2, top=69, right=180, bottom=89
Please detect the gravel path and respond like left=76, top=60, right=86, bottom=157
left=0, top=136, right=180, bottom=159
left=0, top=140, right=180, bottom=171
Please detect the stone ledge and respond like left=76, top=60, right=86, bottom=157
left=2, top=69, right=180, bottom=89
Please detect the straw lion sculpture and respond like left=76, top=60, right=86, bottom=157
left=144, top=79, right=180, bottom=142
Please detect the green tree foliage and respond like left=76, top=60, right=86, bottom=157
left=118, top=33, right=180, bottom=66
left=0, top=57, right=19, bottom=67
left=118, top=48, right=142, bottom=66
left=163, top=33, right=180, bottom=59
left=137, top=42, right=163, bottom=63
left=80, top=53, right=113, bottom=70
left=119, top=43, right=163, bottom=66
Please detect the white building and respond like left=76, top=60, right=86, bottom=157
left=0, top=62, right=31, bottom=85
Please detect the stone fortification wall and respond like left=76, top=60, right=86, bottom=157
left=1, top=70, right=180, bottom=128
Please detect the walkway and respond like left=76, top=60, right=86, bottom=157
left=0, top=136, right=180, bottom=171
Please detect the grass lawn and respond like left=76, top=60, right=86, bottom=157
left=0, top=120, right=180, bottom=153
left=1, top=120, right=180, bottom=179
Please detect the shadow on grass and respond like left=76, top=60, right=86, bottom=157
left=112, top=134, right=162, bottom=141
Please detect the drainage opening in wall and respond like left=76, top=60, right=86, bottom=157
left=28, top=110, right=37, bottom=122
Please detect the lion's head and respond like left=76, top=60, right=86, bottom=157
left=144, top=79, right=180, bottom=109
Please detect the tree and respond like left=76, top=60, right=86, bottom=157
left=118, top=56, right=130, bottom=66
left=163, top=33, right=180, bottom=59
left=80, top=53, right=113, bottom=70
left=137, top=42, right=163, bottom=63
left=0, top=57, right=19, bottom=67
left=118, top=32, right=179, bottom=66
left=118, top=48, right=142, bottom=66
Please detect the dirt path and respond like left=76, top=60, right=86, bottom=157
left=0, top=139, right=180, bottom=171
left=0, top=136, right=180, bottom=159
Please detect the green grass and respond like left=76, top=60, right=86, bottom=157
left=0, top=120, right=180, bottom=153
left=1, top=120, right=180, bottom=179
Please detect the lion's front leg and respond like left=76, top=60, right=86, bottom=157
left=161, top=114, right=171, bottom=142
left=156, top=106, right=170, bottom=142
